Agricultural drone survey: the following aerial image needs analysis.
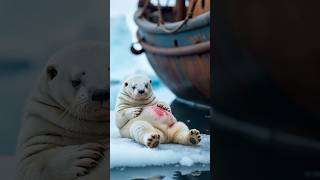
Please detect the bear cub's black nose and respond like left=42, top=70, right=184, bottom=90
left=138, top=90, right=145, bottom=94
left=92, top=89, right=109, bottom=101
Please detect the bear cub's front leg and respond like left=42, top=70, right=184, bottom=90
left=125, top=107, right=143, bottom=119
left=157, top=101, right=171, bottom=112
left=116, top=107, right=143, bottom=129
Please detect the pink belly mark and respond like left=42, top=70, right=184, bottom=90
left=151, top=106, right=175, bottom=127
left=152, top=106, right=167, bottom=117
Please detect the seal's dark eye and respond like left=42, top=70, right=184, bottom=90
left=132, top=86, right=136, bottom=90
left=71, top=80, right=81, bottom=87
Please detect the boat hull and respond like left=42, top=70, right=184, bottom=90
left=139, top=39, right=210, bottom=105
left=134, top=11, right=210, bottom=48
left=134, top=9, right=211, bottom=105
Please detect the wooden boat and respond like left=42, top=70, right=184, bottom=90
left=131, top=0, right=211, bottom=106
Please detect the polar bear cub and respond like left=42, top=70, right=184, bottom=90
left=115, top=74, right=201, bottom=148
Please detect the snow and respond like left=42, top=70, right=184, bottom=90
left=110, top=111, right=210, bottom=168
left=179, top=157, right=194, bottom=167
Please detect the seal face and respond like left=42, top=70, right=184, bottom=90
left=44, top=42, right=109, bottom=122
left=16, top=41, right=109, bottom=180
left=115, top=74, right=201, bottom=148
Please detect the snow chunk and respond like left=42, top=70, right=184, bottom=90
left=110, top=111, right=210, bottom=168
left=179, top=157, right=194, bottom=167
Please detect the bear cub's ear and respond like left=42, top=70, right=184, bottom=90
left=124, top=82, right=128, bottom=87
left=149, top=80, right=152, bottom=84
left=46, top=65, right=58, bottom=80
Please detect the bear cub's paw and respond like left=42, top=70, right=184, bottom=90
left=146, top=134, right=161, bottom=148
left=157, top=102, right=171, bottom=112
left=189, top=129, right=201, bottom=145
left=132, top=107, right=143, bottom=118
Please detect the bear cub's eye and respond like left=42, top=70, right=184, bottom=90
left=71, top=79, right=81, bottom=87
left=132, top=86, right=136, bottom=90
left=145, top=84, right=148, bottom=88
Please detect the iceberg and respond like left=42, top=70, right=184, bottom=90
left=110, top=15, right=157, bottom=82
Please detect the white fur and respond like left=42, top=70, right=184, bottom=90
left=16, top=41, right=109, bottom=180
left=115, top=74, right=201, bottom=148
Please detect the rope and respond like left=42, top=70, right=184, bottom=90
left=138, top=0, right=150, bottom=18
left=138, top=0, right=198, bottom=34
left=157, top=0, right=198, bottom=33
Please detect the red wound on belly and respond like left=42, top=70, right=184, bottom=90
left=152, top=106, right=168, bottom=117
left=152, top=106, right=175, bottom=127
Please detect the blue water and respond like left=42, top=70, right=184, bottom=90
left=111, top=163, right=210, bottom=180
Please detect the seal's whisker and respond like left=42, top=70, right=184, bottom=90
left=78, top=98, right=89, bottom=105
left=74, top=99, right=89, bottom=120
left=84, top=104, right=88, bottom=120
left=70, top=106, right=77, bottom=119
left=79, top=104, right=85, bottom=120
left=70, top=105, right=81, bottom=120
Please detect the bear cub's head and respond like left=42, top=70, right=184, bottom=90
left=123, top=74, right=153, bottom=101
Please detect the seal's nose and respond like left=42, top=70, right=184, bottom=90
left=138, top=90, right=145, bottom=94
left=91, top=89, right=109, bottom=101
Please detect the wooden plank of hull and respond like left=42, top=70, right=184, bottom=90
left=190, top=0, right=211, bottom=17
left=145, top=52, right=210, bottom=104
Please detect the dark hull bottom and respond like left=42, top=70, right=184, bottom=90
left=214, top=124, right=320, bottom=180
left=213, top=1, right=320, bottom=178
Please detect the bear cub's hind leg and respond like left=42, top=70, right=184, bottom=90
left=129, top=121, right=161, bottom=148
left=170, top=122, right=201, bottom=145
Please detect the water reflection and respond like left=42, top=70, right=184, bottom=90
left=172, top=170, right=210, bottom=180
left=170, top=99, right=211, bottom=134
left=129, top=170, right=210, bottom=180
left=132, top=175, right=165, bottom=180
left=111, top=163, right=210, bottom=180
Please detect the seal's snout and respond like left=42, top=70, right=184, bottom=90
left=138, top=90, right=145, bottom=94
left=91, top=89, right=109, bottom=101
